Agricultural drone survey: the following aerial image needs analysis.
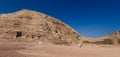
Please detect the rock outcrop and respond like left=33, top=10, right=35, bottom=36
left=83, top=30, right=120, bottom=45
left=102, top=30, right=120, bottom=45
left=0, top=9, right=82, bottom=44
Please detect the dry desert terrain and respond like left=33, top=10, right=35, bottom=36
left=0, top=40, right=120, bottom=57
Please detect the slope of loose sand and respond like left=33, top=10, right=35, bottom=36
left=0, top=40, right=120, bottom=57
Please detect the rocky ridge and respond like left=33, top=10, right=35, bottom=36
left=0, top=9, right=82, bottom=45
left=83, top=30, right=120, bottom=45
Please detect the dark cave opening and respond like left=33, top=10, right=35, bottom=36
left=16, top=31, right=22, bottom=38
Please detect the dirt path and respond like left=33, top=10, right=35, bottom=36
left=0, top=40, right=120, bottom=57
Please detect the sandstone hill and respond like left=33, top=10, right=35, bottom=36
left=83, top=30, right=120, bottom=45
left=0, top=9, right=82, bottom=45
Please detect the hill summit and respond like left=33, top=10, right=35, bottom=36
left=0, top=9, right=82, bottom=44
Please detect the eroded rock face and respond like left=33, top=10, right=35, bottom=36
left=107, top=30, right=120, bottom=45
left=83, top=30, right=120, bottom=45
left=0, top=9, right=82, bottom=44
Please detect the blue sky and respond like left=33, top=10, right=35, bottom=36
left=0, top=0, right=120, bottom=38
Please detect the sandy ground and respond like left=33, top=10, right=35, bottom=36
left=0, top=40, right=120, bottom=57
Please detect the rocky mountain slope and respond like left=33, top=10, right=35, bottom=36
left=0, top=9, right=83, bottom=45
left=83, top=30, right=120, bottom=45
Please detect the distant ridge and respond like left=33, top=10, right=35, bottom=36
left=83, top=30, right=120, bottom=45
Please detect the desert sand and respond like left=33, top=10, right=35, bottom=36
left=0, top=40, right=120, bottom=57
left=0, top=9, right=120, bottom=57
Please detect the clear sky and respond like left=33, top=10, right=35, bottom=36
left=0, top=0, right=120, bottom=38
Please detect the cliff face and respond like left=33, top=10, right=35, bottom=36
left=0, top=9, right=82, bottom=44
